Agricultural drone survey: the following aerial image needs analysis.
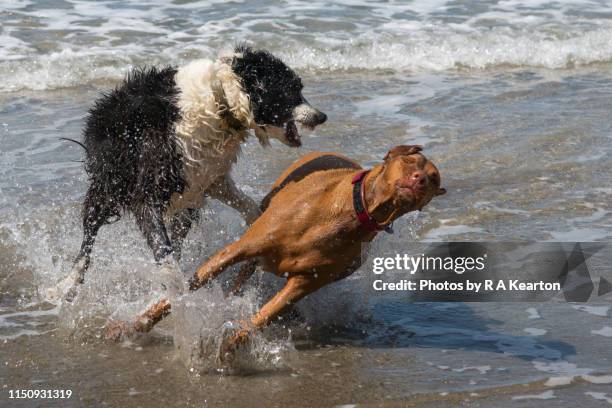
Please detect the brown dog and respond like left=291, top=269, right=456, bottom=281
left=106, top=145, right=446, bottom=359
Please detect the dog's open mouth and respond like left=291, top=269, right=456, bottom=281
left=285, top=120, right=301, bottom=147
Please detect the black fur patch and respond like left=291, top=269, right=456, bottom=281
left=82, top=66, right=186, bottom=222
left=231, top=44, right=304, bottom=127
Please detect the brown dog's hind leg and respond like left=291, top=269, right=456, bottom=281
left=251, top=275, right=328, bottom=328
left=219, top=275, right=329, bottom=362
left=228, top=260, right=258, bottom=296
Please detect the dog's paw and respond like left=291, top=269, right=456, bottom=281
left=188, top=276, right=202, bottom=291
left=44, top=286, right=63, bottom=303
left=45, top=259, right=87, bottom=303
left=104, top=320, right=134, bottom=343
left=45, top=275, right=79, bottom=303
left=62, top=284, right=80, bottom=303
left=215, top=321, right=251, bottom=371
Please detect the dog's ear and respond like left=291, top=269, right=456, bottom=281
left=211, top=79, right=245, bottom=131
left=435, top=187, right=447, bottom=196
left=384, top=145, right=423, bottom=161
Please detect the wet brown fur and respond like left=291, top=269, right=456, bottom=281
left=105, top=146, right=446, bottom=361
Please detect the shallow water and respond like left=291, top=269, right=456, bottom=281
left=1, top=0, right=612, bottom=407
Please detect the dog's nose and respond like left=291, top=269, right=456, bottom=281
left=410, top=170, right=426, bottom=187
left=292, top=103, right=327, bottom=127
left=313, top=109, right=327, bottom=125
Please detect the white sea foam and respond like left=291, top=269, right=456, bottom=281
left=281, top=26, right=612, bottom=72
left=591, top=326, right=612, bottom=337
left=533, top=360, right=593, bottom=376
left=451, top=365, right=491, bottom=374
left=582, top=374, right=612, bottom=384
left=545, top=374, right=612, bottom=387
left=585, top=392, right=612, bottom=404
left=572, top=305, right=609, bottom=317
left=512, top=390, right=555, bottom=400
left=524, top=327, right=547, bottom=336
left=544, top=376, right=574, bottom=387
left=0, top=49, right=136, bottom=92
left=526, top=308, right=541, bottom=319
left=2, top=0, right=612, bottom=92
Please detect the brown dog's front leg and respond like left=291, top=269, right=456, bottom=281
left=189, top=238, right=259, bottom=290
left=133, top=298, right=172, bottom=332
left=104, top=299, right=171, bottom=342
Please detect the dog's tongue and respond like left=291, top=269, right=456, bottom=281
left=285, top=120, right=301, bottom=147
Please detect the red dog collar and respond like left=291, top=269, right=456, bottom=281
left=351, top=170, right=392, bottom=233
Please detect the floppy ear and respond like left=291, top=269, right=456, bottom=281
left=211, top=79, right=245, bottom=130
left=384, top=145, right=423, bottom=161
left=435, top=187, right=447, bottom=196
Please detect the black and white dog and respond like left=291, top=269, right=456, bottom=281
left=52, top=45, right=326, bottom=301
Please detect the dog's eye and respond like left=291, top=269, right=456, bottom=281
left=429, top=173, right=440, bottom=186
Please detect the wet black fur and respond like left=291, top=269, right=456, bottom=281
left=77, top=66, right=185, bottom=264
left=232, top=44, right=305, bottom=127
left=84, top=66, right=185, bottom=215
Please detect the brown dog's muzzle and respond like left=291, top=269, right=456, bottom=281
left=396, top=170, right=427, bottom=201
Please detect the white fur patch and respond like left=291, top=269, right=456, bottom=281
left=168, top=57, right=254, bottom=215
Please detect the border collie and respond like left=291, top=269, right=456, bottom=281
left=53, top=45, right=327, bottom=301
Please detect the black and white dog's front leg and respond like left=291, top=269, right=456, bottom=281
left=136, top=204, right=173, bottom=262
left=48, top=185, right=116, bottom=302
left=207, top=175, right=261, bottom=225
left=206, top=175, right=261, bottom=295
left=136, top=204, right=183, bottom=296
left=169, top=208, right=200, bottom=261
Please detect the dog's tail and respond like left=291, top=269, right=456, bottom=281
left=59, top=137, right=87, bottom=151
left=58, top=137, right=87, bottom=163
